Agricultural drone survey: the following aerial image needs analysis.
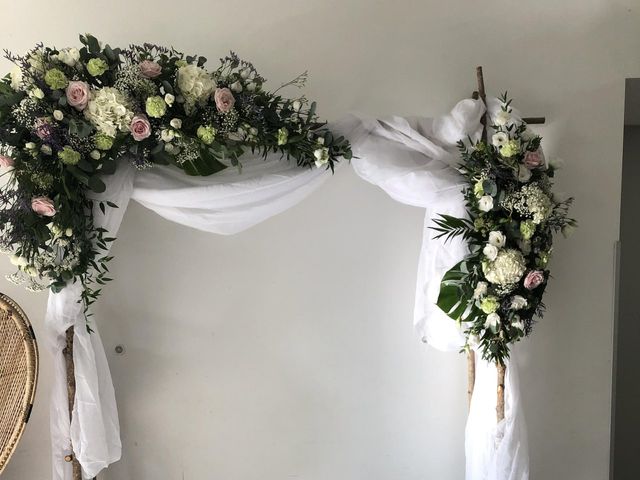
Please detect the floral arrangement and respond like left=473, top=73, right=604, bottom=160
left=431, top=95, right=575, bottom=365
left=0, top=34, right=351, bottom=318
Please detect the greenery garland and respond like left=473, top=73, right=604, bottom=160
left=0, top=34, right=351, bottom=321
left=432, top=94, right=575, bottom=365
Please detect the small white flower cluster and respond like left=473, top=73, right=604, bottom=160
left=313, top=137, right=329, bottom=168
left=503, top=183, right=552, bottom=224
left=84, top=87, right=134, bottom=137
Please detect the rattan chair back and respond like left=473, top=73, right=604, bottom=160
left=0, top=293, right=38, bottom=474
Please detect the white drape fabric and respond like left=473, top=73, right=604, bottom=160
left=43, top=101, right=529, bottom=480
left=44, top=155, right=332, bottom=479
left=349, top=98, right=529, bottom=480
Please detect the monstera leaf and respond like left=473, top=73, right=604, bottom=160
left=437, top=260, right=481, bottom=324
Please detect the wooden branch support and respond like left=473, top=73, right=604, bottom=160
left=467, top=349, right=476, bottom=408
left=63, top=326, right=82, bottom=480
left=496, top=363, right=506, bottom=423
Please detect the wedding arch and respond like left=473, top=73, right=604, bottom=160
left=0, top=35, right=573, bottom=480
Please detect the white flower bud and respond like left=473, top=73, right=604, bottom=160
left=164, top=93, right=175, bottom=107
left=25, top=142, right=36, bottom=150
left=90, top=150, right=101, bottom=160
left=32, top=88, right=45, bottom=99
left=240, top=68, right=251, bottom=79
left=53, top=110, right=64, bottom=121
left=161, top=129, right=175, bottom=142
left=170, top=118, right=182, bottom=129
left=230, top=81, right=243, bottom=93
left=65, top=228, right=73, bottom=237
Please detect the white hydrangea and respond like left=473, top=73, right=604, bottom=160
left=177, top=64, right=215, bottom=110
left=483, top=249, right=526, bottom=285
left=503, top=183, right=553, bottom=224
left=84, top=87, right=134, bottom=137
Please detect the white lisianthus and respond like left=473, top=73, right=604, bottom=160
left=56, top=48, right=80, bottom=67
left=492, top=132, right=508, bottom=147
left=488, top=231, right=506, bottom=248
left=230, top=81, right=243, bottom=93
left=485, top=313, right=500, bottom=330
left=483, top=248, right=527, bottom=285
left=90, top=150, right=101, bottom=160
left=478, top=195, right=494, bottom=212
left=177, top=64, right=215, bottom=110
left=164, top=93, right=175, bottom=107
left=10, top=255, right=29, bottom=267
left=314, top=147, right=330, bottom=168
left=494, top=110, right=511, bottom=126
left=512, top=318, right=525, bottom=331
left=161, top=129, right=175, bottom=142
left=473, top=281, right=488, bottom=299
left=53, top=110, right=64, bottom=121
left=84, top=87, right=134, bottom=138
left=10, top=66, right=23, bottom=91
left=510, top=295, right=528, bottom=310
left=518, top=165, right=532, bottom=183
left=170, top=118, right=182, bottom=129
left=483, top=244, right=499, bottom=261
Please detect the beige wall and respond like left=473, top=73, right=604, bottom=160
left=1, top=1, right=638, bottom=479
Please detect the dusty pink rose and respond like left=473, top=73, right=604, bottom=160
left=0, top=155, right=14, bottom=168
left=524, top=149, right=545, bottom=169
left=130, top=114, right=151, bottom=141
left=31, top=196, right=56, bottom=217
left=139, top=60, right=162, bottom=79
left=214, top=87, right=235, bottom=113
left=523, top=270, right=545, bottom=290
left=66, top=81, right=90, bottom=111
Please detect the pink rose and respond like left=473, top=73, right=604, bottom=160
left=524, top=149, right=545, bottom=169
left=66, top=81, right=90, bottom=111
left=31, top=196, right=56, bottom=217
left=0, top=155, right=14, bottom=168
left=214, top=87, right=235, bottom=113
left=130, top=114, right=151, bottom=141
left=139, top=60, right=162, bottom=79
left=523, top=270, right=545, bottom=290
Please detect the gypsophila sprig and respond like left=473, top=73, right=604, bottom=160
left=430, top=93, right=576, bottom=365
left=0, top=34, right=352, bottom=328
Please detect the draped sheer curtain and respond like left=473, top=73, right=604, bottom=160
left=44, top=100, right=528, bottom=480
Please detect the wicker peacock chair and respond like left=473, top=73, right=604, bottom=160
left=0, top=292, right=38, bottom=474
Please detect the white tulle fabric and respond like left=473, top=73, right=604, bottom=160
left=44, top=100, right=529, bottom=480
left=350, top=98, right=529, bottom=480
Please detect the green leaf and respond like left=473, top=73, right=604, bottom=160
left=180, top=147, right=228, bottom=176
left=88, top=176, right=106, bottom=193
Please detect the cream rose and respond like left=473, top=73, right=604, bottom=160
left=214, top=87, right=235, bottom=113
left=66, top=81, right=90, bottom=111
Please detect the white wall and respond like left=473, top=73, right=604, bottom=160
left=1, top=1, right=638, bottom=479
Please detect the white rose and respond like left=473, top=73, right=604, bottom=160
left=31, top=88, right=45, bottom=100
left=161, top=129, right=175, bottom=142
left=491, top=132, right=508, bottom=147
left=510, top=295, right=528, bottom=310
left=485, top=313, right=500, bottom=330
left=230, top=81, right=243, bottom=93
left=58, top=48, right=80, bottom=67
left=170, top=118, right=182, bottom=129
left=494, top=110, right=511, bottom=126
left=488, top=231, right=506, bottom=248
left=518, top=165, right=532, bottom=183
left=164, top=93, right=175, bottom=107
left=478, top=195, right=493, bottom=212
left=53, top=110, right=64, bottom=121
left=483, top=244, right=499, bottom=261
left=473, top=281, right=488, bottom=299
